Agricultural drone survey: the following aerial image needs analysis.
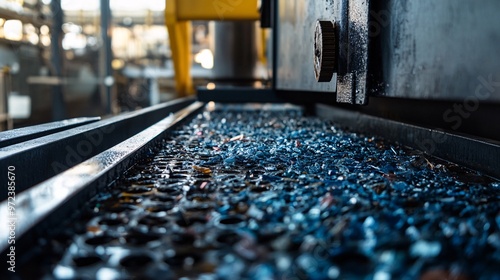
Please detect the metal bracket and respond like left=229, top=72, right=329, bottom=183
left=311, top=0, right=369, bottom=105
left=335, top=0, right=370, bottom=105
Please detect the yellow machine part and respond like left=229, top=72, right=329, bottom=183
left=165, top=0, right=262, bottom=96
left=176, top=0, right=260, bottom=21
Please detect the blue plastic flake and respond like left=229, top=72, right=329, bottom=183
left=410, top=240, right=442, bottom=258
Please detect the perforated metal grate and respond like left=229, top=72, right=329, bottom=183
left=46, top=107, right=500, bottom=279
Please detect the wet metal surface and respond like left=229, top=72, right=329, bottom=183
left=31, top=105, right=500, bottom=279
left=0, top=117, right=101, bottom=148
left=0, top=102, right=204, bottom=256
left=0, top=98, right=194, bottom=200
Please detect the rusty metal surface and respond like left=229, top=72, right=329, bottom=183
left=275, top=0, right=500, bottom=103
left=369, top=0, right=500, bottom=101
left=276, top=0, right=369, bottom=105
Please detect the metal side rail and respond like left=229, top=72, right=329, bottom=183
left=0, top=102, right=204, bottom=265
left=0, top=98, right=195, bottom=200
left=0, top=117, right=101, bottom=148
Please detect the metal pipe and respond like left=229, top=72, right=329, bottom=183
left=100, top=0, right=113, bottom=114
left=50, top=0, right=66, bottom=121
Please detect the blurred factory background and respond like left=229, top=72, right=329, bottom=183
left=0, top=0, right=267, bottom=130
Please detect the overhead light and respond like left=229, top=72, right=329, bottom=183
left=61, top=0, right=99, bottom=11
left=41, top=35, right=51, bottom=46
left=194, top=49, right=214, bottom=70
left=62, top=33, right=87, bottom=50
left=28, top=33, right=39, bottom=45
left=62, top=23, right=82, bottom=34
left=1, top=0, right=23, bottom=12
left=112, top=59, right=125, bottom=70
left=4, top=20, right=23, bottom=41
left=40, top=25, right=50, bottom=35
left=207, top=83, right=216, bottom=90
left=110, top=0, right=165, bottom=11
left=146, top=0, right=166, bottom=11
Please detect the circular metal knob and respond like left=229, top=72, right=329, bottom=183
left=314, top=20, right=337, bottom=82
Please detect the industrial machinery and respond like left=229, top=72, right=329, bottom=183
left=1, top=0, right=500, bottom=279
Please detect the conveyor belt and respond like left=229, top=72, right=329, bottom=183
left=4, top=104, right=500, bottom=279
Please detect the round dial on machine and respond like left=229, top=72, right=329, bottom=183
left=314, top=20, right=337, bottom=82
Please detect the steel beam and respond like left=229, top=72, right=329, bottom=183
left=0, top=117, right=100, bottom=148
left=0, top=102, right=204, bottom=257
left=0, top=98, right=194, bottom=200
